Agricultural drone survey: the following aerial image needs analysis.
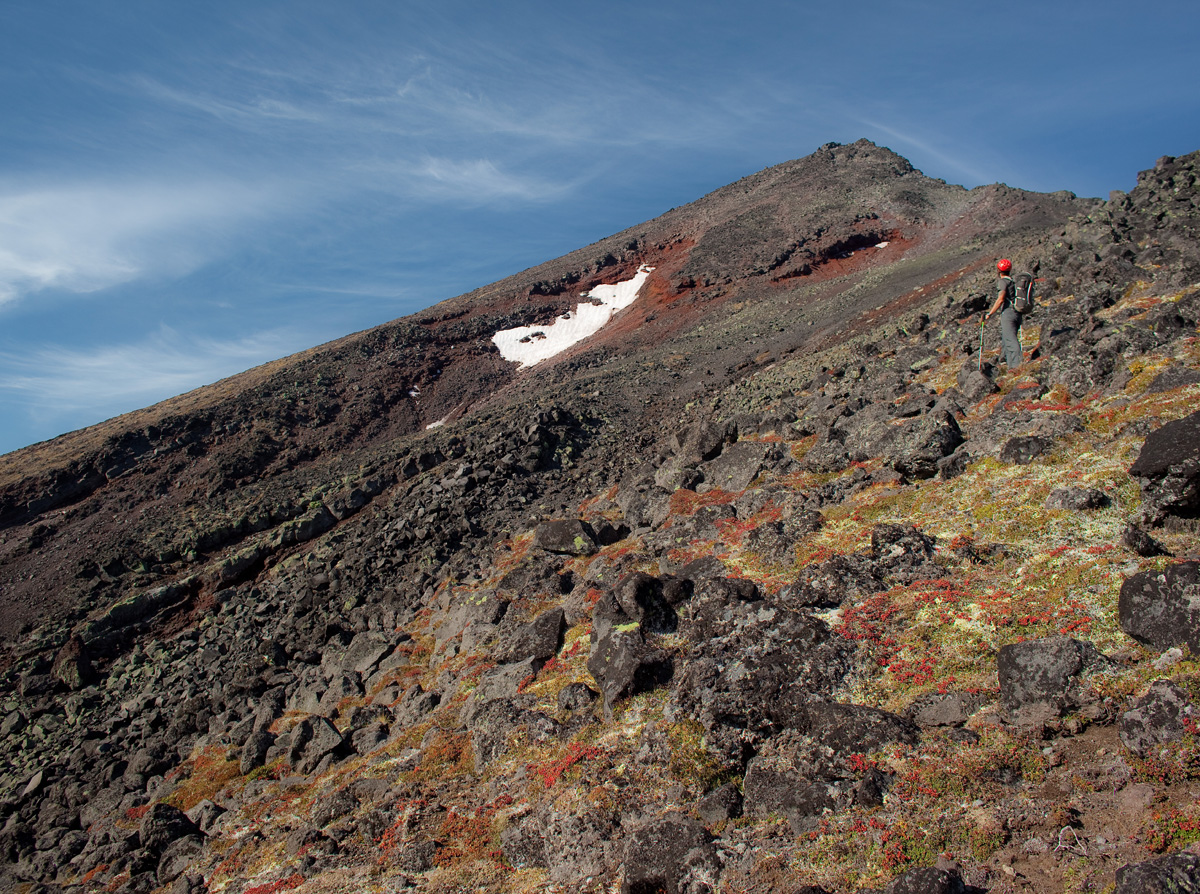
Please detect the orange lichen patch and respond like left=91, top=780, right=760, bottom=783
left=666, top=487, right=739, bottom=516
left=165, top=744, right=243, bottom=812
left=528, top=742, right=606, bottom=789
left=578, top=484, right=619, bottom=515
left=409, top=730, right=474, bottom=782
left=490, top=531, right=537, bottom=579
left=244, top=874, right=304, bottom=894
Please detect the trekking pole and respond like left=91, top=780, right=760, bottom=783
left=978, top=317, right=986, bottom=372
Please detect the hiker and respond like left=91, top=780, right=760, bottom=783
left=985, top=258, right=1023, bottom=369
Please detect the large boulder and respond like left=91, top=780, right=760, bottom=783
left=469, top=699, right=526, bottom=772
left=340, top=631, right=396, bottom=676
left=667, top=603, right=851, bottom=770
left=1045, top=487, right=1109, bottom=511
left=288, top=716, right=345, bottom=775
left=139, top=803, right=201, bottom=856
left=698, top=441, right=779, bottom=493
left=1114, top=852, right=1200, bottom=894
left=534, top=519, right=598, bottom=555
left=612, top=572, right=678, bottom=634
left=50, top=635, right=94, bottom=691
left=493, top=608, right=566, bottom=664
left=871, top=523, right=936, bottom=572
left=538, top=804, right=618, bottom=886
left=742, top=762, right=833, bottom=829
left=1130, top=410, right=1200, bottom=525
left=1120, top=680, right=1197, bottom=756
left=587, top=591, right=672, bottom=716
left=672, top=419, right=735, bottom=463
left=885, top=409, right=964, bottom=480
left=621, top=812, right=717, bottom=894
left=997, top=636, right=1105, bottom=723
left=436, top=588, right=509, bottom=650
left=803, top=701, right=919, bottom=753
left=885, top=866, right=966, bottom=894
left=999, top=435, right=1052, bottom=465
left=156, top=834, right=205, bottom=886
left=1119, top=562, right=1200, bottom=653
left=779, top=554, right=883, bottom=608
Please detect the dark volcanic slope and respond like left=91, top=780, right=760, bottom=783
left=0, top=141, right=1087, bottom=644
left=1, top=142, right=1199, bottom=894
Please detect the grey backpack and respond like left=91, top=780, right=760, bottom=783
left=1012, top=272, right=1036, bottom=313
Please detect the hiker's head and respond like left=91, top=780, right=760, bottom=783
left=996, top=259, right=1013, bottom=274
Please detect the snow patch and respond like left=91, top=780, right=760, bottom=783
left=875, top=241, right=890, bottom=248
left=492, top=265, right=654, bottom=368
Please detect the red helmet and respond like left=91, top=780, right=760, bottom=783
left=996, top=258, right=1012, bottom=273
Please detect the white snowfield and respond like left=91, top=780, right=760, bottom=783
left=491, top=265, right=655, bottom=368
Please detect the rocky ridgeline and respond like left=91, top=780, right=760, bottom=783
left=0, top=148, right=1199, bottom=894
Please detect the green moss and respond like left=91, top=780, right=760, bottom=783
left=666, top=719, right=731, bottom=791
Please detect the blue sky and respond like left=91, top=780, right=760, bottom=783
left=2, top=1, right=1198, bottom=455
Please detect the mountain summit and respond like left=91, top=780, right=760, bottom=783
left=2, top=141, right=1199, bottom=893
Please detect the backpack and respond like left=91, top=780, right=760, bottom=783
left=1011, top=272, right=1035, bottom=314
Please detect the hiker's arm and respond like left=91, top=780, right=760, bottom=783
left=986, top=290, right=1005, bottom=319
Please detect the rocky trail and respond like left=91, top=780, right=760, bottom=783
left=1, top=142, right=1199, bottom=893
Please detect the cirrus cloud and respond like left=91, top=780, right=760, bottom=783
left=0, top=179, right=280, bottom=306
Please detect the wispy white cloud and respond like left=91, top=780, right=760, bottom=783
left=127, top=74, right=327, bottom=126
left=359, top=156, right=580, bottom=204
left=0, top=326, right=306, bottom=417
left=0, top=179, right=280, bottom=306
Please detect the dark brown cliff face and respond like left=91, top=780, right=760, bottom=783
left=4, top=140, right=1200, bottom=894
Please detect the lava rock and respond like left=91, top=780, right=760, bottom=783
left=1114, top=851, right=1200, bottom=894
left=887, top=410, right=965, bottom=480
left=1119, top=562, right=1200, bottom=654
left=696, top=782, right=743, bottom=824
left=557, top=682, right=598, bottom=713
left=621, top=812, right=717, bottom=894
left=288, top=716, right=344, bottom=775
left=156, top=834, right=205, bottom=886
left=803, top=701, right=919, bottom=753
left=340, top=631, right=396, bottom=676
left=392, top=684, right=439, bottom=728
left=1129, top=409, right=1200, bottom=524
left=586, top=599, right=672, bottom=717
left=742, top=763, right=833, bottom=827
left=469, top=698, right=526, bottom=772
left=240, top=728, right=274, bottom=775
left=50, top=635, right=94, bottom=691
left=999, top=436, right=1052, bottom=465
left=139, top=803, right=201, bottom=856
left=538, top=804, right=617, bottom=886
left=533, top=519, right=598, bottom=555
left=612, top=573, right=677, bottom=634
left=1120, top=680, right=1196, bottom=756
left=997, top=636, right=1104, bottom=723
left=1121, top=523, right=1168, bottom=557
left=1147, top=366, right=1200, bottom=394
left=493, top=608, right=566, bottom=664
left=1045, top=487, right=1109, bottom=511
left=884, top=865, right=966, bottom=894
left=698, top=441, right=777, bottom=493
